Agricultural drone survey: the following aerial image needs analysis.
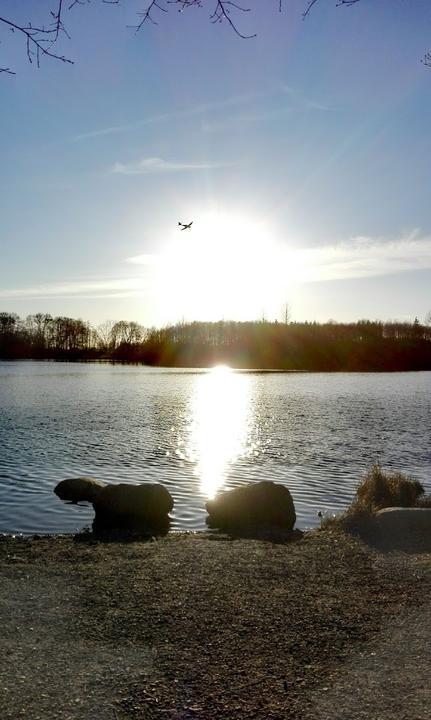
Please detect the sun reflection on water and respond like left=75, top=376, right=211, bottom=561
left=188, top=367, right=253, bottom=499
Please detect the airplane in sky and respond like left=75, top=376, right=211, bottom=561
left=178, top=221, right=193, bottom=231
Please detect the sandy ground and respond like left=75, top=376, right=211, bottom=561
left=1, top=530, right=430, bottom=720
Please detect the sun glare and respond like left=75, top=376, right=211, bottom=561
left=187, top=366, right=252, bottom=499
left=211, top=364, right=231, bottom=374
left=152, top=212, right=299, bottom=323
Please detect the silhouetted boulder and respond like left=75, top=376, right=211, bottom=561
left=54, top=479, right=173, bottom=534
left=375, top=507, right=431, bottom=549
left=92, top=483, right=173, bottom=533
left=206, top=481, right=296, bottom=531
left=54, top=477, right=105, bottom=504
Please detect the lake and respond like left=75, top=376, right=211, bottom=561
left=0, top=361, right=430, bottom=534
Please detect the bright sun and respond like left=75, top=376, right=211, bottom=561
left=153, top=212, right=297, bottom=322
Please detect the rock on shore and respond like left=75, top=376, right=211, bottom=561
left=206, top=480, right=296, bottom=531
left=54, top=476, right=105, bottom=503
left=54, top=478, right=173, bottom=533
left=375, top=507, right=431, bottom=549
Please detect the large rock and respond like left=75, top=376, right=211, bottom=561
left=375, top=507, right=431, bottom=548
left=206, top=481, right=296, bottom=531
left=92, top=483, right=173, bottom=533
left=54, top=477, right=105, bottom=504
left=54, top=479, right=173, bottom=534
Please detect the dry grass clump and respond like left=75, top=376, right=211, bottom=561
left=354, top=464, right=424, bottom=512
left=321, top=464, right=426, bottom=542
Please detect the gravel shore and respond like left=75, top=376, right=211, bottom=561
left=1, top=530, right=430, bottom=720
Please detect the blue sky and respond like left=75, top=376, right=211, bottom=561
left=1, top=0, right=431, bottom=327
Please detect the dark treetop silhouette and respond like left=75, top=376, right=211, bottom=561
left=1, top=1, right=429, bottom=75
left=2, top=311, right=431, bottom=371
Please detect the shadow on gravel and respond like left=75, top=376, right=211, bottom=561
left=204, top=527, right=304, bottom=544
left=371, top=536, right=431, bottom=554
left=73, top=524, right=169, bottom=545
left=73, top=525, right=304, bottom=545
left=329, top=523, right=431, bottom=555
left=322, top=507, right=431, bottom=555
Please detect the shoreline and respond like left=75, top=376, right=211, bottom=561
left=3, top=358, right=431, bottom=373
left=1, top=530, right=431, bottom=719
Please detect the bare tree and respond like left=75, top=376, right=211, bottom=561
left=110, top=319, right=146, bottom=347
left=0, top=0, right=259, bottom=73
left=281, top=301, right=291, bottom=325
left=4, top=1, right=425, bottom=75
left=95, top=319, right=116, bottom=352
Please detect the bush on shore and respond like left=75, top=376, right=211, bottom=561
left=321, top=464, right=428, bottom=540
left=354, top=464, right=424, bottom=512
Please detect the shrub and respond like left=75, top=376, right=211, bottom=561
left=320, top=464, right=426, bottom=542
left=354, top=464, right=424, bottom=512
left=320, top=507, right=378, bottom=542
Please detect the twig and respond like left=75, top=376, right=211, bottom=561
left=209, top=1, right=256, bottom=39
left=0, top=10, right=73, bottom=70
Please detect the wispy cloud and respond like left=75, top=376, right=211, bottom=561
left=202, top=110, right=286, bottom=133
left=125, top=231, right=431, bottom=283
left=202, top=86, right=330, bottom=133
left=3, top=233, right=428, bottom=303
left=70, top=112, right=177, bottom=143
left=291, top=232, right=431, bottom=283
left=72, top=125, right=141, bottom=143
left=280, top=84, right=330, bottom=112
left=68, top=87, right=328, bottom=144
left=0, top=278, right=148, bottom=300
left=125, top=254, right=161, bottom=266
left=69, top=91, right=265, bottom=144
left=110, top=157, right=218, bottom=175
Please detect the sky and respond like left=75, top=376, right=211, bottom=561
left=1, top=0, right=431, bottom=328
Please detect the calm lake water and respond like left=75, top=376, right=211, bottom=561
left=0, top=361, right=430, bottom=534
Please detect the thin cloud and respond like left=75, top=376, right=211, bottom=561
left=4, top=233, right=429, bottom=303
left=110, top=157, right=217, bottom=175
left=72, top=124, right=141, bottom=142
left=125, top=254, right=161, bottom=266
left=70, top=112, right=177, bottom=143
left=202, top=109, right=292, bottom=133
left=292, top=233, right=431, bottom=283
left=69, top=91, right=265, bottom=144
left=0, top=278, right=148, bottom=300
left=280, top=84, right=330, bottom=111
left=68, top=89, right=317, bottom=145
left=203, top=90, right=330, bottom=133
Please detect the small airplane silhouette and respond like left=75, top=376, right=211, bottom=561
left=178, top=221, right=193, bottom=231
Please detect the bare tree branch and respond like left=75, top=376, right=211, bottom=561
left=0, top=1, right=73, bottom=73
left=132, top=1, right=169, bottom=31
left=132, top=0, right=255, bottom=37
left=209, top=1, right=256, bottom=40
left=0, top=0, right=259, bottom=71
left=1, top=1, right=430, bottom=75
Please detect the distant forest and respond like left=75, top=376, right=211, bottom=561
left=1, top=312, right=431, bottom=371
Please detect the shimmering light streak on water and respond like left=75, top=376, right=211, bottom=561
left=187, top=366, right=253, bottom=499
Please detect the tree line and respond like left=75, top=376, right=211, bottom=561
left=2, top=311, right=431, bottom=371
left=0, top=313, right=145, bottom=360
